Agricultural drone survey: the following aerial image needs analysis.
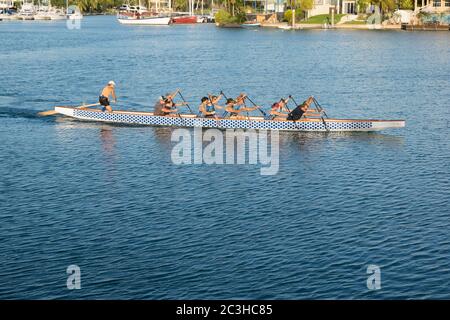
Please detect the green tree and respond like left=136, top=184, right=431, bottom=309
left=372, top=0, right=396, bottom=13
left=357, top=0, right=371, bottom=12
left=399, top=0, right=414, bottom=9
left=284, top=8, right=303, bottom=24
left=299, top=0, right=313, bottom=11
left=215, top=8, right=245, bottom=24
left=174, top=0, right=188, bottom=11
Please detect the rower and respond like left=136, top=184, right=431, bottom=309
left=209, top=93, right=223, bottom=105
left=160, top=90, right=186, bottom=116
left=199, top=96, right=223, bottom=118
left=234, top=93, right=247, bottom=107
left=153, top=96, right=166, bottom=116
left=225, top=98, right=258, bottom=118
left=269, top=97, right=290, bottom=120
left=99, top=81, right=117, bottom=112
left=287, top=96, right=314, bottom=121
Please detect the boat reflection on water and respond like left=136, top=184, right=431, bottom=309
left=98, top=126, right=120, bottom=182
left=281, top=131, right=405, bottom=147
left=152, top=126, right=177, bottom=151
left=280, top=130, right=405, bottom=170
left=100, top=127, right=116, bottom=159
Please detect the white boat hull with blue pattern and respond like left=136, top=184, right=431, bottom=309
left=54, top=106, right=405, bottom=132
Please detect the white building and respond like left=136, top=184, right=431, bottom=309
left=309, top=0, right=356, bottom=16
left=417, top=0, right=450, bottom=12
left=0, top=0, right=14, bottom=9
left=243, top=0, right=361, bottom=18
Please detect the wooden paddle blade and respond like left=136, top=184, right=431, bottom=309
left=38, top=110, right=57, bottom=116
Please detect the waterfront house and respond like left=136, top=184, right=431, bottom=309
left=0, top=0, right=14, bottom=10
left=415, top=0, right=450, bottom=12
left=309, top=0, right=356, bottom=15
left=244, top=0, right=357, bottom=16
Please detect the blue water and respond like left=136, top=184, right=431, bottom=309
left=0, top=17, right=449, bottom=299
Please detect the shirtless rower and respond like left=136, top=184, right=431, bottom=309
left=99, top=81, right=117, bottom=112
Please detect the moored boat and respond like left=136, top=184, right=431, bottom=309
left=278, top=25, right=293, bottom=30
left=17, top=0, right=35, bottom=20
left=47, top=8, right=65, bottom=20
left=241, top=21, right=261, bottom=28
left=171, top=14, right=197, bottom=24
left=117, top=0, right=170, bottom=25
left=52, top=106, right=405, bottom=132
left=33, top=12, right=50, bottom=19
left=117, top=14, right=171, bottom=25
left=196, top=15, right=207, bottom=23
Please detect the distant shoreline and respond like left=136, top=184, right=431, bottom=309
left=261, top=22, right=403, bottom=31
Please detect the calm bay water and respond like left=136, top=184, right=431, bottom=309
left=0, top=17, right=449, bottom=299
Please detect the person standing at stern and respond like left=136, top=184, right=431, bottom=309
left=99, top=81, right=117, bottom=112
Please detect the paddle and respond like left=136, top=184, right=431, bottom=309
left=284, top=96, right=293, bottom=113
left=177, top=91, right=195, bottom=115
left=292, top=96, right=329, bottom=131
left=312, top=96, right=329, bottom=118
left=207, top=93, right=223, bottom=123
left=245, top=96, right=268, bottom=117
left=220, top=91, right=230, bottom=118
left=242, top=99, right=251, bottom=121
left=38, top=102, right=101, bottom=116
left=311, top=96, right=330, bottom=131
left=166, top=98, right=184, bottom=121
left=221, top=92, right=248, bottom=119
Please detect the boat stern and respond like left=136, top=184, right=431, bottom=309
left=54, top=106, right=75, bottom=117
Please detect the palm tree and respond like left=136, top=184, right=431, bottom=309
left=372, top=0, right=396, bottom=16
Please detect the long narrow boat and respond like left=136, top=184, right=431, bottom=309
left=53, top=106, right=405, bottom=132
left=117, top=14, right=171, bottom=25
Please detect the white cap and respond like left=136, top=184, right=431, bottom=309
left=108, top=81, right=116, bottom=87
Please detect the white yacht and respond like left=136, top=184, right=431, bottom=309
left=18, top=0, right=35, bottom=20
left=33, top=0, right=50, bottom=20
left=47, top=7, right=65, bottom=20
left=117, top=1, right=170, bottom=25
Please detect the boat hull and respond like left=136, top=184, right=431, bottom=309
left=172, top=16, right=197, bottom=24
left=18, top=15, right=34, bottom=20
left=49, top=15, right=66, bottom=20
left=54, top=106, right=405, bottom=132
left=117, top=16, right=171, bottom=25
left=242, top=23, right=261, bottom=27
left=67, top=14, right=83, bottom=20
left=33, top=15, right=50, bottom=20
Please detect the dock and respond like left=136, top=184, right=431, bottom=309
left=401, top=23, right=450, bottom=31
